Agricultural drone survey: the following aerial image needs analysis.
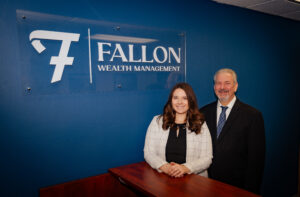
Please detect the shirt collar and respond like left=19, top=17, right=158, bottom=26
left=217, top=96, right=236, bottom=109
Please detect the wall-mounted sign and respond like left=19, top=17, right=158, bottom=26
left=17, top=10, right=186, bottom=94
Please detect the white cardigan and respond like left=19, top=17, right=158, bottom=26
left=144, top=115, right=213, bottom=177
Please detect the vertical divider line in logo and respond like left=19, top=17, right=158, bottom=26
left=184, top=34, right=186, bottom=82
left=88, top=28, right=93, bottom=84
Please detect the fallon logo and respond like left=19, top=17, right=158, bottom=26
left=28, top=29, right=183, bottom=84
left=29, top=30, right=80, bottom=83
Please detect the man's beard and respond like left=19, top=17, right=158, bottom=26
left=217, top=89, right=230, bottom=102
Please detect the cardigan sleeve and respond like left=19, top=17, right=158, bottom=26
left=183, top=122, right=213, bottom=174
left=143, top=116, right=168, bottom=172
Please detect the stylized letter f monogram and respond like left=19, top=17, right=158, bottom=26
left=30, top=30, right=80, bottom=83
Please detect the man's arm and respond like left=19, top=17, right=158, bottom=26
left=245, top=111, right=266, bottom=194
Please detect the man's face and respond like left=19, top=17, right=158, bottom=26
left=214, top=72, right=238, bottom=104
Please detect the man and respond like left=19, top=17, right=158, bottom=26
left=200, top=68, right=265, bottom=194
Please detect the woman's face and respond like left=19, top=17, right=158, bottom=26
left=171, top=88, right=189, bottom=116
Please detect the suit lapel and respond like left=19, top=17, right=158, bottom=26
left=217, top=99, right=241, bottom=143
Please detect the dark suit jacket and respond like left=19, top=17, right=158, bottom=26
left=200, top=99, right=265, bottom=194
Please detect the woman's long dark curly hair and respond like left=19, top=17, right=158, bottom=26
left=160, top=83, right=205, bottom=134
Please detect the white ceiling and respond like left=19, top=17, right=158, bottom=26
left=212, top=0, right=300, bottom=21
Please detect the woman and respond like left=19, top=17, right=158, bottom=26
left=144, top=83, right=212, bottom=178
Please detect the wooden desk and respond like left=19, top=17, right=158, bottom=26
left=109, top=161, right=260, bottom=197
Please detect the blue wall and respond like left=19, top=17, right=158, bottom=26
left=0, top=0, right=299, bottom=196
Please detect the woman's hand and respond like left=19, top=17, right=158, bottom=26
left=168, top=162, right=190, bottom=178
left=159, top=163, right=173, bottom=174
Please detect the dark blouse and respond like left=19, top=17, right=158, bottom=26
left=165, top=123, right=187, bottom=164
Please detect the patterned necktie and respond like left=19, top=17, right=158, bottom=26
left=217, top=106, right=228, bottom=138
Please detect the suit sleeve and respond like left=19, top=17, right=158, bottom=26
left=245, top=111, right=266, bottom=194
left=143, top=116, right=168, bottom=172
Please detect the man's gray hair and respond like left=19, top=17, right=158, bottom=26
left=214, top=68, right=238, bottom=84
